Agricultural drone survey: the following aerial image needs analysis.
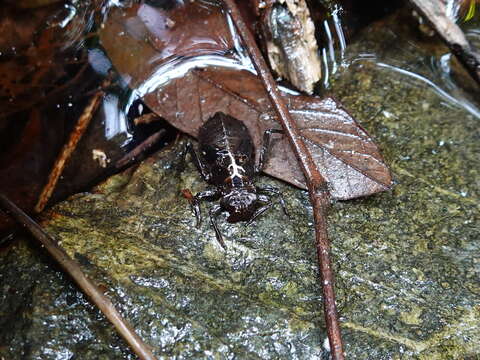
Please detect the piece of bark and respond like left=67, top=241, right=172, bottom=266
left=254, top=0, right=322, bottom=93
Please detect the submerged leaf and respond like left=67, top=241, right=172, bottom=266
left=99, top=0, right=234, bottom=89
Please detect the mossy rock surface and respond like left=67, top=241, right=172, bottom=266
left=1, top=14, right=479, bottom=360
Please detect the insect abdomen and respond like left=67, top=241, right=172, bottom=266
left=198, top=113, right=255, bottom=185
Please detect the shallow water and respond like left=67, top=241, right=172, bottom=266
left=0, top=1, right=479, bottom=359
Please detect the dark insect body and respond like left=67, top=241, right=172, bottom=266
left=185, top=112, right=286, bottom=248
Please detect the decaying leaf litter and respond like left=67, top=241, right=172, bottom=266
left=0, top=0, right=480, bottom=360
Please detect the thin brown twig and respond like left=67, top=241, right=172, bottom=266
left=35, top=89, right=104, bottom=213
left=0, top=194, right=157, bottom=360
left=134, top=113, right=163, bottom=126
left=115, top=129, right=166, bottom=169
left=222, top=0, right=345, bottom=358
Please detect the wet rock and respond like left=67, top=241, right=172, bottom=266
left=0, top=140, right=325, bottom=359
left=1, top=13, right=479, bottom=360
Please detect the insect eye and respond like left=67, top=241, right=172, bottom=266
left=218, top=157, right=229, bottom=167
left=237, top=155, right=247, bottom=164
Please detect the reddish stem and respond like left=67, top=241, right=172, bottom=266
left=115, top=129, right=166, bottom=169
left=222, top=0, right=345, bottom=358
left=35, top=89, right=104, bottom=213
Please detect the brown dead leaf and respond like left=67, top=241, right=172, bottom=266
left=147, top=67, right=392, bottom=199
left=100, top=0, right=392, bottom=200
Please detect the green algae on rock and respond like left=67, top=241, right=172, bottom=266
left=1, top=142, right=327, bottom=359
left=1, top=119, right=478, bottom=359
left=1, top=13, right=480, bottom=360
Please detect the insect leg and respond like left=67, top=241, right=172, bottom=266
left=256, top=129, right=283, bottom=173
left=246, top=195, right=273, bottom=226
left=209, top=204, right=227, bottom=249
left=257, top=185, right=288, bottom=216
left=186, top=142, right=212, bottom=182
left=184, top=188, right=220, bottom=227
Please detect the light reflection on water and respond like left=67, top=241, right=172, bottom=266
left=320, top=5, right=348, bottom=88
left=123, top=9, right=255, bottom=112
left=319, top=6, right=480, bottom=119
left=379, top=61, right=480, bottom=119
left=125, top=54, right=252, bottom=113
left=103, top=94, right=131, bottom=142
